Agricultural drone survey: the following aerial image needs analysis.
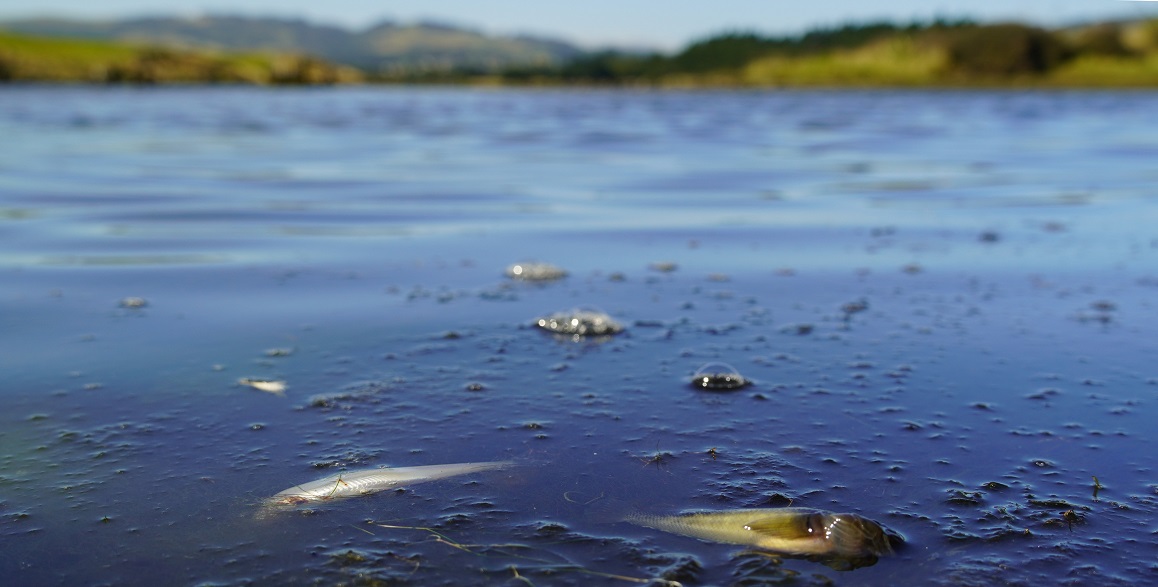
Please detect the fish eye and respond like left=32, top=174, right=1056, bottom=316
left=691, top=362, right=749, bottom=391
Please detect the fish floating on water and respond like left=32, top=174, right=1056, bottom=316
left=625, top=507, right=900, bottom=569
left=239, top=378, right=287, bottom=395
left=260, top=460, right=515, bottom=513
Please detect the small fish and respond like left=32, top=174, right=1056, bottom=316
left=239, top=378, right=287, bottom=395
left=262, top=461, right=515, bottom=510
left=625, top=507, right=899, bottom=563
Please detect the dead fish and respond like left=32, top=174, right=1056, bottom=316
left=238, top=378, right=287, bottom=396
left=263, top=461, right=515, bottom=509
left=119, top=296, right=148, bottom=309
left=625, top=507, right=899, bottom=561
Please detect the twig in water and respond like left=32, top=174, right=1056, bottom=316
left=563, top=491, right=605, bottom=505
left=373, top=522, right=659, bottom=584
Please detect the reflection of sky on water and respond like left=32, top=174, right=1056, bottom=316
left=2, top=90, right=1156, bottom=270
left=2, top=88, right=1157, bottom=585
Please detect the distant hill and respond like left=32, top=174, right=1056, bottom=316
left=506, top=18, right=1158, bottom=88
left=0, top=15, right=584, bottom=73
left=0, top=30, right=364, bottom=84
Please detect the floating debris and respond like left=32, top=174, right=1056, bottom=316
left=624, top=507, right=900, bottom=570
left=690, top=362, right=750, bottom=391
left=260, top=461, right=515, bottom=513
left=841, top=299, right=869, bottom=316
left=118, top=297, right=148, bottom=309
left=649, top=261, right=678, bottom=273
left=239, top=378, right=287, bottom=396
left=781, top=323, right=814, bottom=336
left=505, top=262, right=568, bottom=282
left=1090, top=300, right=1117, bottom=312
left=534, top=308, right=624, bottom=338
left=264, top=347, right=295, bottom=357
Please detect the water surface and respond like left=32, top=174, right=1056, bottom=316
left=2, top=87, right=1158, bottom=585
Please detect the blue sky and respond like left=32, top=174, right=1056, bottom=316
left=2, top=0, right=1156, bottom=49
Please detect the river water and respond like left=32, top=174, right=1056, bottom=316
left=2, top=86, right=1157, bottom=585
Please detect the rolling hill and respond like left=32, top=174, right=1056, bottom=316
left=0, top=15, right=584, bottom=73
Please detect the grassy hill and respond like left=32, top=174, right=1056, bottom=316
left=0, top=31, right=363, bottom=84
left=505, top=19, right=1158, bottom=88
left=0, top=15, right=582, bottom=74
left=4, top=16, right=1158, bottom=87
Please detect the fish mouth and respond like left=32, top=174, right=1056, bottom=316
left=801, top=512, right=903, bottom=570
left=823, top=512, right=903, bottom=558
left=272, top=495, right=314, bottom=506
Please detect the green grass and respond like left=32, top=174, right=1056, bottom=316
left=6, top=19, right=1158, bottom=88
left=1046, top=54, right=1158, bottom=87
left=738, top=36, right=947, bottom=87
left=0, top=31, right=363, bottom=84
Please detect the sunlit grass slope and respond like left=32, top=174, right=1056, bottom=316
left=0, top=31, right=363, bottom=84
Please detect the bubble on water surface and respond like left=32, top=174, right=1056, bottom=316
left=690, top=362, right=750, bottom=391
left=534, top=308, right=624, bottom=338
left=649, top=261, right=678, bottom=273
left=505, top=262, right=567, bottom=282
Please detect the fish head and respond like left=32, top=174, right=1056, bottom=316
left=782, top=511, right=903, bottom=570
left=272, top=494, right=312, bottom=506
left=819, top=512, right=903, bottom=558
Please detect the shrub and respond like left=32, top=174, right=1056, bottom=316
left=947, top=24, right=1069, bottom=76
left=1069, top=24, right=1132, bottom=57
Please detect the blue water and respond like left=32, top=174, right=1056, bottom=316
left=2, top=86, right=1158, bottom=585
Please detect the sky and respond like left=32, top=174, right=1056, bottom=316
left=2, top=0, right=1157, bottom=50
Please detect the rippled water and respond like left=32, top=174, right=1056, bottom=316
left=3, top=86, right=1158, bottom=585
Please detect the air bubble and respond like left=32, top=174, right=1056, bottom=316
left=534, top=308, right=624, bottom=337
left=506, top=262, right=568, bottom=281
left=690, top=362, right=750, bottom=391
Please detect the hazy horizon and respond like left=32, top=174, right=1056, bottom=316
left=2, top=1, right=1157, bottom=50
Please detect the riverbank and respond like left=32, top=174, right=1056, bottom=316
left=0, top=32, right=363, bottom=84
left=3, top=19, right=1158, bottom=88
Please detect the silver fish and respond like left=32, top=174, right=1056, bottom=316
left=625, top=507, right=898, bottom=560
left=263, top=461, right=515, bottom=509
